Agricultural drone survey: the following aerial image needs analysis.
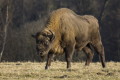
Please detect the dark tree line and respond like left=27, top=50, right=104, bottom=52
left=0, top=0, right=120, bottom=61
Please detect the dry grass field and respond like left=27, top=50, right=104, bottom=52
left=0, top=61, right=120, bottom=80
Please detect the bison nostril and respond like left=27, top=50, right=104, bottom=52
left=38, top=50, right=44, bottom=54
left=36, top=47, right=39, bottom=50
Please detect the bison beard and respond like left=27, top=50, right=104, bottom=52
left=32, top=8, right=106, bottom=69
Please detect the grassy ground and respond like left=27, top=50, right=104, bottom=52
left=0, top=61, right=120, bottom=80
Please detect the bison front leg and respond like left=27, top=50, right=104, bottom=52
left=45, top=52, right=54, bottom=70
left=64, top=44, right=75, bottom=69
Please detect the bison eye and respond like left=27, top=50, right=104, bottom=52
left=44, top=41, right=49, bottom=46
left=36, top=40, right=42, bottom=43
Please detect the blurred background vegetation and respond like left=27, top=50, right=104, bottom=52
left=0, top=0, right=120, bottom=62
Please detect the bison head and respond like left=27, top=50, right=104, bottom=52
left=32, top=29, right=55, bottom=57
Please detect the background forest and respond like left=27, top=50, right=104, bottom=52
left=0, top=0, right=120, bottom=62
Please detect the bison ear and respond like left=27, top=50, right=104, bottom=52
left=31, top=32, right=41, bottom=38
left=31, top=34, right=36, bottom=38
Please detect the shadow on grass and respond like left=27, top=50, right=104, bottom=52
left=48, top=68, right=79, bottom=72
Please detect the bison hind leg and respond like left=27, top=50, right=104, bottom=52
left=83, top=44, right=94, bottom=66
left=92, top=41, right=106, bottom=68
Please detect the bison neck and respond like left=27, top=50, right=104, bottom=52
left=43, top=25, right=63, bottom=54
left=50, top=40, right=64, bottom=54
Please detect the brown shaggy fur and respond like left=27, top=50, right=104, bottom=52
left=33, top=8, right=106, bottom=69
left=45, top=8, right=100, bottom=53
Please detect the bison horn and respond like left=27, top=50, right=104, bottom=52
left=48, top=30, right=55, bottom=41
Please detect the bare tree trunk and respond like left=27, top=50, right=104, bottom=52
left=99, top=0, right=109, bottom=23
left=0, top=0, right=9, bottom=62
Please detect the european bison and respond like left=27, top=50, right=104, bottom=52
left=32, top=8, right=106, bottom=69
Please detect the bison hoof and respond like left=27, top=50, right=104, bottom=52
left=67, top=68, right=72, bottom=71
left=102, top=64, right=106, bottom=68
left=85, top=64, right=89, bottom=66
left=45, top=66, right=50, bottom=70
